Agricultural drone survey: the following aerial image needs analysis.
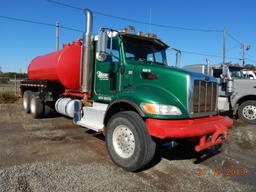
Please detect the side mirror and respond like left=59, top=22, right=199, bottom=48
left=96, top=30, right=108, bottom=62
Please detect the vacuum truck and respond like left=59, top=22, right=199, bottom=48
left=20, top=9, right=233, bottom=171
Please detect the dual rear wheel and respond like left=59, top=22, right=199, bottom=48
left=22, top=90, right=51, bottom=118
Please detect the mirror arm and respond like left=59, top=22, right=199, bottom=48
left=120, top=63, right=125, bottom=74
left=167, top=47, right=181, bottom=67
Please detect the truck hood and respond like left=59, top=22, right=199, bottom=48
left=233, top=79, right=256, bottom=94
left=126, top=61, right=217, bottom=119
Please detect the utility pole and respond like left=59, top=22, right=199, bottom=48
left=14, top=74, right=17, bottom=95
left=241, top=44, right=251, bottom=67
left=56, top=21, right=60, bottom=50
left=242, top=44, right=245, bottom=67
left=223, top=27, right=227, bottom=65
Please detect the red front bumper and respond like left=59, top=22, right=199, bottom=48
left=146, top=115, right=233, bottom=152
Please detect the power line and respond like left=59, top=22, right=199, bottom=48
left=247, top=54, right=256, bottom=60
left=246, top=58, right=256, bottom=63
left=46, top=0, right=223, bottom=33
left=181, top=50, right=222, bottom=58
left=0, top=15, right=83, bottom=33
left=227, top=44, right=239, bottom=52
left=181, top=49, right=241, bottom=61
left=227, top=32, right=242, bottom=45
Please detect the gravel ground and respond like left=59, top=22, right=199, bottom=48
left=0, top=162, right=158, bottom=192
left=0, top=102, right=255, bottom=192
left=0, top=160, right=254, bottom=192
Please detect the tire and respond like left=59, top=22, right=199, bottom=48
left=23, top=91, right=32, bottom=113
left=238, top=100, right=256, bottom=124
left=44, top=103, right=53, bottom=117
left=30, top=94, right=44, bottom=119
left=106, top=111, right=156, bottom=172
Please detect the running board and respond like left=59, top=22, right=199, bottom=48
left=75, top=102, right=108, bottom=132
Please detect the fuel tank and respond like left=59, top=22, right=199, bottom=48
left=28, top=40, right=82, bottom=90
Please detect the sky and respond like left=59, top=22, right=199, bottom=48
left=0, top=0, right=256, bottom=72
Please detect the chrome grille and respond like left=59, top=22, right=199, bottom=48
left=192, top=80, right=217, bottom=114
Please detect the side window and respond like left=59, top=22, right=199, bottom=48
left=154, top=51, right=164, bottom=64
left=213, top=69, right=222, bottom=78
left=107, top=38, right=119, bottom=62
left=126, top=52, right=135, bottom=60
left=147, top=53, right=154, bottom=62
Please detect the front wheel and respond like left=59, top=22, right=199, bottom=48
left=238, top=100, right=256, bottom=124
left=106, top=111, right=156, bottom=172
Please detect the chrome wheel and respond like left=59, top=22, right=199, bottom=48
left=112, top=125, right=135, bottom=159
left=106, top=111, right=156, bottom=171
left=242, top=105, right=256, bottom=120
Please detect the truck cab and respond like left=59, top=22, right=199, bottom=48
left=94, top=31, right=218, bottom=120
left=183, top=64, right=256, bottom=124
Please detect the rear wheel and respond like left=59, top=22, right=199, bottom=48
left=106, top=111, right=156, bottom=172
left=23, top=91, right=32, bottom=113
left=238, top=100, right=256, bottom=124
left=30, top=94, right=44, bottom=118
left=44, top=102, right=53, bottom=117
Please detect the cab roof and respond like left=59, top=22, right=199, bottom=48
left=120, top=33, right=169, bottom=49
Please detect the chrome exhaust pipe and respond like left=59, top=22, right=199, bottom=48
left=81, top=9, right=93, bottom=93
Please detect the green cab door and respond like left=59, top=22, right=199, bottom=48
left=94, top=38, right=120, bottom=102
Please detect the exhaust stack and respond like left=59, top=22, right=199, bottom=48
left=81, top=9, right=93, bottom=93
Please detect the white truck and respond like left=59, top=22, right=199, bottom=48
left=242, top=70, right=256, bottom=79
left=183, top=64, right=256, bottom=124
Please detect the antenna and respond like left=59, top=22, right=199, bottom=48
left=149, top=8, right=152, bottom=33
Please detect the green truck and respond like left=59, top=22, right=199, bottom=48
left=20, top=9, right=233, bottom=171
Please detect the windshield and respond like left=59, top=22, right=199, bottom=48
left=231, top=71, right=243, bottom=78
left=229, top=67, right=244, bottom=78
left=122, top=36, right=167, bottom=65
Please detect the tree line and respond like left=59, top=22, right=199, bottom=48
left=0, top=72, right=27, bottom=78
left=0, top=72, right=27, bottom=84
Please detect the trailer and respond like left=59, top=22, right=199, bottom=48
left=21, top=9, right=233, bottom=171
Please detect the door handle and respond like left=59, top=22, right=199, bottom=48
left=141, top=72, right=158, bottom=80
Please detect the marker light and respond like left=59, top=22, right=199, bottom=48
left=136, top=31, right=144, bottom=36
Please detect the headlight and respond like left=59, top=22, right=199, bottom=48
left=140, top=103, right=182, bottom=116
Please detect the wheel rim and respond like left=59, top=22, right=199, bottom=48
left=242, top=105, right=256, bottom=120
left=112, top=125, right=135, bottom=159
left=30, top=98, right=36, bottom=114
